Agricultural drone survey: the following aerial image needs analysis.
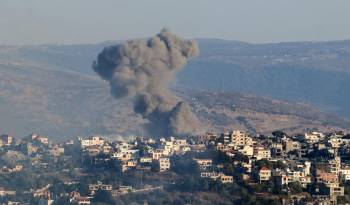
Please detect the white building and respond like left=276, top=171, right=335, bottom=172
left=340, top=166, right=350, bottom=181
left=193, top=158, right=212, bottom=169
left=304, top=132, right=324, bottom=143
left=237, top=145, right=254, bottom=157
left=230, top=130, right=253, bottom=148
left=158, top=158, right=170, bottom=172
left=80, top=136, right=104, bottom=148
left=259, top=167, right=271, bottom=182
left=201, top=172, right=233, bottom=183
left=254, top=147, right=271, bottom=160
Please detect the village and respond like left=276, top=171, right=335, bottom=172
left=0, top=129, right=350, bottom=204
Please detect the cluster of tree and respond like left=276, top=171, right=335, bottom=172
left=170, top=155, right=200, bottom=176
left=255, top=159, right=286, bottom=170
left=307, top=148, right=334, bottom=160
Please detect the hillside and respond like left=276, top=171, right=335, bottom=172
left=1, top=39, right=350, bottom=119
left=179, top=39, right=350, bottom=117
left=1, top=39, right=350, bottom=138
left=0, top=61, right=349, bottom=139
left=180, top=90, right=350, bottom=134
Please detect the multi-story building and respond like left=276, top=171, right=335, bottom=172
left=328, top=137, right=342, bottom=149
left=254, top=147, right=271, bottom=160
left=329, top=186, right=344, bottom=197
left=237, top=145, right=254, bottom=157
left=32, top=135, right=49, bottom=145
left=158, top=157, right=170, bottom=172
left=69, top=191, right=91, bottom=205
left=259, top=167, right=271, bottom=182
left=102, top=144, right=112, bottom=154
left=282, top=139, right=300, bottom=153
left=304, top=132, right=324, bottom=143
left=316, top=171, right=339, bottom=188
left=0, top=135, right=14, bottom=146
left=200, top=172, right=233, bottom=183
left=340, top=166, right=350, bottom=181
left=88, top=181, right=112, bottom=195
left=193, top=158, right=212, bottom=169
left=271, top=143, right=283, bottom=157
left=274, top=172, right=289, bottom=186
left=80, top=136, right=104, bottom=148
left=230, top=130, right=253, bottom=148
left=119, top=160, right=138, bottom=172
left=242, top=161, right=252, bottom=173
left=113, top=149, right=139, bottom=161
left=139, top=157, right=152, bottom=163
left=150, top=149, right=165, bottom=160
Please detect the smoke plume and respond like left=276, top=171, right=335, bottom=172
left=93, top=29, right=199, bottom=137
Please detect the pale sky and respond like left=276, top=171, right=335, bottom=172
left=1, top=0, right=350, bottom=45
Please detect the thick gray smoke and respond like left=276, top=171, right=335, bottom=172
left=93, top=29, right=199, bottom=137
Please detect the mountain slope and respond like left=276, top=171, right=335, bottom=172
left=1, top=39, right=349, bottom=119
left=0, top=62, right=349, bottom=139
left=1, top=39, right=350, bottom=138
left=178, top=39, right=350, bottom=117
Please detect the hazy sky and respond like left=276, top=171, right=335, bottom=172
left=1, top=0, right=350, bottom=45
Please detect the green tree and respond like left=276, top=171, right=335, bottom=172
left=272, top=130, right=287, bottom=138
left=288, top=182, right=303, bottom=194
left=170, top=156, right=200, bottom=176
left=233, top=152, right=249, bottom=163
left=91, top=190, right=116, bottom=204
left=213, top=151, right=232, bottom=164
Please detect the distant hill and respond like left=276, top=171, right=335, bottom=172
left=0, top=62, right=348, bottom=139
left=178, top=39, right=350, bottom=118
left=1, top=38, right=349, bottom=118
left=1, top=39, right=350, bottom=138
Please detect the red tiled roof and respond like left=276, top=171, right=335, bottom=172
left=260, top=167, right=269, bottom=171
